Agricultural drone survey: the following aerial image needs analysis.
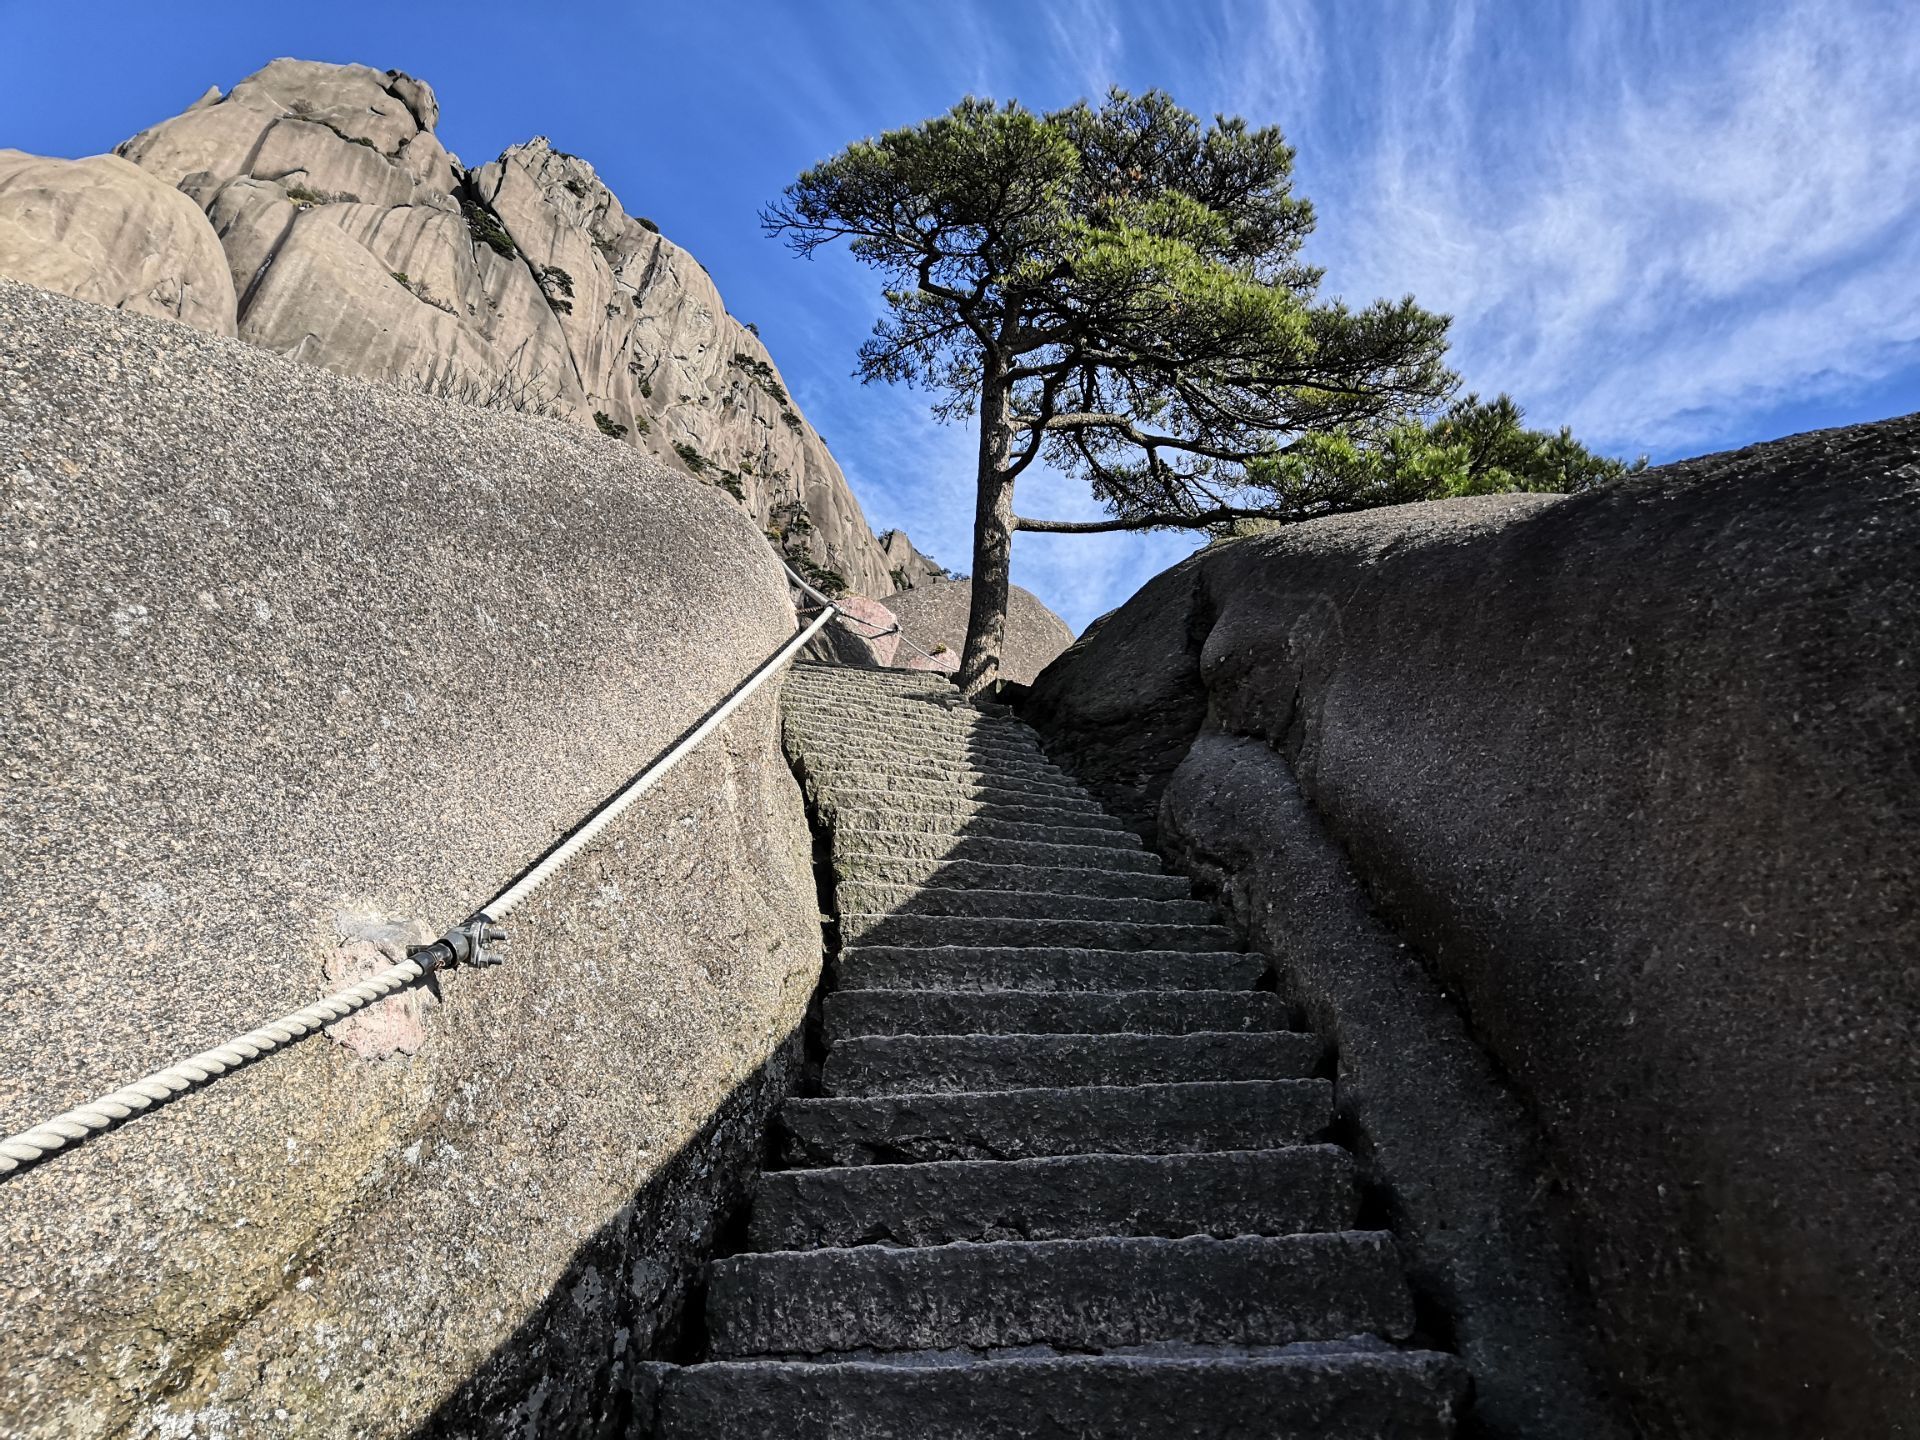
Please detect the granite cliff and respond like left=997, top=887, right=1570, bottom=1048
left=0, top=58, right=937, bottom=598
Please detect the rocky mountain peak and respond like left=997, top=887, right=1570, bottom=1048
left=3, top=58, right=941, bottom=597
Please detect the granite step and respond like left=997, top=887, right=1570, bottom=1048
left=839, top=913, right=1234, bottom=951
left=828, top=831, right=1161, bottom=870
left=799, top=765, right=1091, bottom=802
left=822, top=988, right=1285, bottom=1038
left=835, top=945, right=1264, bottom=992
left=834, top=884, right=1217, bottom=927
left=829, top=811, right=1138, bottom=850
left=776, top=1080, right=1333, bottom=1166
left=818, top=791, right=1123, bottom=830
left=704, top=1232, right=1412, bottom=1358
left=747, top=1146, right=1359, bottom=1249
left=820, top=1032, right=1322, bottom=1096
left=653, top=1350, right=1470, bottom=1440
left=810, top=778, right=1107, bottom=815
left=784, top=723, right=1053, bottom=757
left=828, top=856, right=1193, bottom=900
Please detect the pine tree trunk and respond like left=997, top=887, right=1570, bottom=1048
left=956, top=355, right=1014, bottom=699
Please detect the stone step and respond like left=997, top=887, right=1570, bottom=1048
left=836, top=945, right=1263, bottom=992
left=783, top=711, right=1042, bottom=746
left=795, top=754, right=1077, bottom=788
left=747, top=1146, right=1358, bottom=1250
left=830, top=832, right=1166, bottom=873
left=835, top=883, right=1217, bottom=928
left=655, top=1350, right=1470, bottom=1440
left=793, top=747, right=1066, bottom=782
left=818, top=790, right=1121, bottom=830
left=800, top=764, right=1090, bottom=802
left=831, top=856, right=1193, bottom=900
left=783, top=676, right=968, bottom=704
left=704, top=1231, right=1411, bottom=1358
left=820, top=1032, right=1322, bottom=1096
left=839, top=913, right=1233, bottom=951
left=809, top=776, right=1106, bottom=815
left=777, top=1079, right=1332, bottom=1166
left=830, top=812, right=1144, bottom=849
left=822, top=988, right=1285, bottom=1038
left=784, top=717, right=1050, bottom=752
left=788, top=662, right=952, bottom=689
left=783, top=692, right=1017, bottom=720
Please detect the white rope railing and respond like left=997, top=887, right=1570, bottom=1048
left=0, top=563, right=840, bottom=1180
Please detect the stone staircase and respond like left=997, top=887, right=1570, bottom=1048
left=647, top=662, right=1471, bottom=1436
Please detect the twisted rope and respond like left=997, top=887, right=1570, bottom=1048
left=0, top=957, right=425, bottom=1175
left=1, top=556, right=842, bottom=1181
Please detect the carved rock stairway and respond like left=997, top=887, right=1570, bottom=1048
left=648, top=663, right=1470, bottom=1436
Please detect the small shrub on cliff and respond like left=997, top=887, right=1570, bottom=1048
left=729, top=352, right=789, bottom=406
left=461, top=199, right=518, bottom=259
left=672, top=441, right=709, bottom=474
left=594, top=411, right=628, bottom=439
left=781, top=409, right=803, bottom=433
left=632, top=414, right=651, bottom=435
left=789, top=556, right=848, bottom=597
left=637, top=216, right=660, bottom=233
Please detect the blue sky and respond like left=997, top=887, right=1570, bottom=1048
left=4, top=1, right=1915, bottom=629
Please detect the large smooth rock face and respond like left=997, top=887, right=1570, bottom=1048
left=0, top=280, right=823, bottom=1438
left=1025, top=415, right=1920, bottom=1439
left=91, top=57, right=929, bottom=597
left=888, top=578, right=1075, bottom=683
left=0, top=150, right=236, bottom=333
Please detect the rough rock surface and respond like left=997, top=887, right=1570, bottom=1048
left=0, top=56, right=937, bottom=597
left=887, top=578, right=1075, bottom=683
left=0, top=280, right=823, bottom=1438
left=1024, top=415, right=1920, bottom=1439
left=0, top=149, right=236, bottom=333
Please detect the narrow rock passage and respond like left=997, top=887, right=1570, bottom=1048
left=649, top=663, right=1471, bottom=1436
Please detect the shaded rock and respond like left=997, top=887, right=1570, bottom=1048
left=0, top=279, right=823, bottom=1439
left=0, top=149, right=236, bottom=333
left=801, top=594, right=901, bottom=669
left=888, top=578, right=1075, bottom=683
left=1025, top=415, right=1920, bottom=1439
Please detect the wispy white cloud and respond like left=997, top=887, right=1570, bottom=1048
left=1299, top=0, right=1920, bottom=451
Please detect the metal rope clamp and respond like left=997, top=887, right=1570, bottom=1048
left=409, top=912, right=509, bottom=996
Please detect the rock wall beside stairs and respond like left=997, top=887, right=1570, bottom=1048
left=0, top=279, right=823, bottom=1439
left=1023, top=415, right=1920, bottom=1440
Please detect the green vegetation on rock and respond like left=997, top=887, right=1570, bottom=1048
left=460, top=197, right=518, bottom=258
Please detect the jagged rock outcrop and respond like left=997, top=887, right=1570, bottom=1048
left=0, top=150, right=235, bottom=333
left=1, top=57, right=935, bottom=597
left=887, top=578, right=1075, bottom=683
left=1024, top=415, right=1920, bottom=1439
left=0, top=279, right=823, bottom=1437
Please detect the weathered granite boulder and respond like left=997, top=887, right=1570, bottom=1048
left=0, top=279, right=823, bottom=1438
left=800, top=594, right=902, bottom=669
left=1024, top=415, right=1920, bottom=1439
left=888, top=578, right=1075, bottom=683
left=0, top=150, right=236, bottom=333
